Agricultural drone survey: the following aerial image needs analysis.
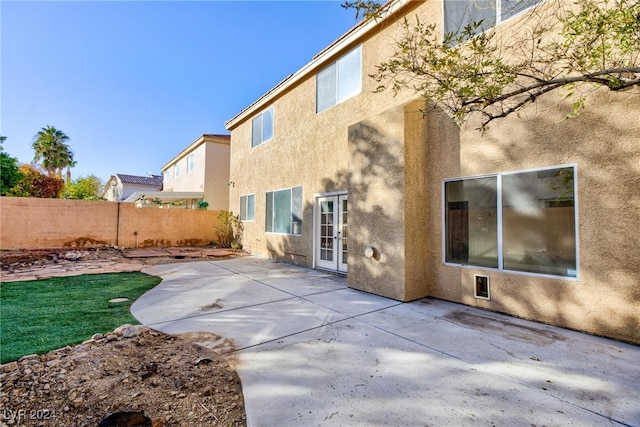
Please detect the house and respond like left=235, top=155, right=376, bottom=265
left=156, top=134, right=231, bottom=210
left=224, top=0, right=639, bottom=344
left=102, top=173, right=163, bottom=202
left=114, top=134, right=231, bottom=209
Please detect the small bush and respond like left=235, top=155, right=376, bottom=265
left=214, top=210, right=243, bottom=249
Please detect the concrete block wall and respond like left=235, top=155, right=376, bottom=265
left=0, top=197, right=221, bottom=249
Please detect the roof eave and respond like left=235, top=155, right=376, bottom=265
left=224, top=0, right=412, bottom=131
left=161, top=134, right=230, bottom=171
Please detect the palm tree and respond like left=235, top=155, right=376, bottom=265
left=32, top=125, right=76, bottom=179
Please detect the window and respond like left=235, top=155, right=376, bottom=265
left=444, top=165, right=577, bottom=278
left=444, top=0, right=542, bottom=39
left=187, top=154, right=195, bottom=173
left=240, top=194, right=255, bottom=221
left=445, top=176, right=498, bottom=268
left=316, top=45, right=362, bottom=113
left=265, top=186, right=303, bottom=234
left=174, top=163, right=180, bottom=178
left=252, top=107, right=274, bottom=148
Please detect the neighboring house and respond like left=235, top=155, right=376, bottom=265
left=224, top=0, right=639, bottom=344
left=102, top=173, right=163, bottom=202
left=155, top=134, right=230, bottom=210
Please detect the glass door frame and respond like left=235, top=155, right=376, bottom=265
left=314, top=192, right=348, bottom=273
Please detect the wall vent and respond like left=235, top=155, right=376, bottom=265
left=474, top=275, right=490, bottom=300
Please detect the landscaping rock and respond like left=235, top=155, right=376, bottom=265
left=113, top=324, right=142, bottom=338
left=64, top=251, right=85, bottom=261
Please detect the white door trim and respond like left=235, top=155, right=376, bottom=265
left=313, top=192, right=348, bottom=273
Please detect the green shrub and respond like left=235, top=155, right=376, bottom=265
left=214, top=210, right=243, bottom=249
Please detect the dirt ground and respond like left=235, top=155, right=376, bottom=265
left=0, top=246, right=237, bottom=276
left=0, top=247, right=247, bottom=426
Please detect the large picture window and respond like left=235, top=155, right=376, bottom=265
left=265, top=186, right=303, bottom=235
left=444, top=0, right=542, bottom=39
left=240, top=194, right=255, bottom=221
left=316, top=45, right=362, bottom=113
left=444, top=165, right=578, bottom=278
left=252, top=107, right=274, bottom=148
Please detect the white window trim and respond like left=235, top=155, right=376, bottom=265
left=441, top=164, right=580, bottom=280
left=252, top=107, right=274, bottom=148
left=495, top=0, right=545, bottom=26
left=240, top=193, right=256, bottom=222
left=265, top=186, right=303, bottom=236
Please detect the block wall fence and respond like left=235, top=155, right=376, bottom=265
left=0, top=197, right=221, bottom=250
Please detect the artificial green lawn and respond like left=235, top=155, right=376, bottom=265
left=0, top=272, right=162, bottom=364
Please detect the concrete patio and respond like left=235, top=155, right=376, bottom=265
left=132, top=256, right=640, bottom=427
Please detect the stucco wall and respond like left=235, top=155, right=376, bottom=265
left=227, top=2, right=427, bottom=265
left=347, top=90, right=639, bottom=343
left=226, top=0, right=639, bottom=343
left=204, top=142, right=231, bottom=211
left=422, top=89, right=640, bottom=344
left=162, top=139, right=230, bottom=211
left=347, top=100, right=433, bottom=301
left=228, top=69, right=354, bottom=264
left=171, top=144, right=207, bottom=193
left=0, top=197, right=221, bottom=249
left=348, top=105, right=407, bottom=300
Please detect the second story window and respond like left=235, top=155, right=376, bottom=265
left=316, top=45, right=362, bottom=113
left=187, top=154, right=195, bottom=173
left=174, top=163, right=180, bottom=178
left=252, top=107, right=274, bottom=148
left=444, top=0, right=542, bottom=40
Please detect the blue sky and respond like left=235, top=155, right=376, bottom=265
left=1, top=1, right=359, bottom=182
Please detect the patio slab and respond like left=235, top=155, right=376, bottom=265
left=134, top=256, right=640, bottom=427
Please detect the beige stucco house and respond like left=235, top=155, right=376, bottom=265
left=101, top=173, right=163, bottom=202
left=157, top=134, right=231, bottom=210
left=225, top=0, right=639, bottom=344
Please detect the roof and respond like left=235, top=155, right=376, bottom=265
left=116, top=174, right=163, bottom=187
left=224, top=0, right=411, bottom=130
left=161, top=134, right=230, bottom=171
left=202, top=134, right=231, bottom=140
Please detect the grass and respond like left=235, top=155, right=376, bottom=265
left=0, top=272, right=162, bottom=364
